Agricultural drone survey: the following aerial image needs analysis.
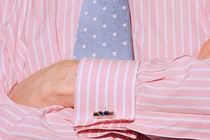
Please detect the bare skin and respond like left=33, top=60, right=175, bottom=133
left=9, top=60, right=79, bottom=108
left=8, top=39, right=210, bottom=109
left=198, top=39, right=210, bottom=60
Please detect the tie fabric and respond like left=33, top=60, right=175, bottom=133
left=74, top=0, right=133, bottom=60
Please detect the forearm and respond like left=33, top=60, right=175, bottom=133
left=73, top=56, right=210, bottom=139
left=9, top=60, right=79, bottom=108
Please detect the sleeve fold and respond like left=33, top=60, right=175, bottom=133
left=74, top=58, right=140, bottom=138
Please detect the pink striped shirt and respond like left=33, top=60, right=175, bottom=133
left=74, top=57, right=210, bottom=140
left=130, top=0, right=210, bottom=61
left=0, top=0, right=210, bottom=139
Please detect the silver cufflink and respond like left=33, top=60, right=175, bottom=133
left=93, top=107, right=115, bottom=119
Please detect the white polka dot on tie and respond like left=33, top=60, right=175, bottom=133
left=84, top=12, right=88, bottom=15
left=82, top=45, right=86, bottom=48
left=103, top=7, right=107, bottom=11
left=92, top=53, right=96, bottom=57
left=102, top=42, right=107, bottom=47
left=93, top=34, right=97, bottom=39
left=113, top=52, right=117, bottom=56
left=113, top=32, right=117, bottom=37
left=93, top=0, right=96, bottom=4
left=113, top=14, right=117, bottom=19
left=83, top=28, right=87, bottom=32
left=123, top=23, right=127, bottom=27
left=123, top=41, right=127, bottom=46
left=103, top=24, right=107, bottom=28
left=93, top=17, right=97, bottom=21
left=122, top=6, right=127, bottom=10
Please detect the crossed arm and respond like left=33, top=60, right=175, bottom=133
left=8, top=39, right=210, bottom=109
left=8, top=60, right=78, bottom=108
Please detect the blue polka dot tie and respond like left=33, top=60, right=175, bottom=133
left=74, top=0, right=133, bottom=60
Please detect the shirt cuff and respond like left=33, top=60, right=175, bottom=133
left=73, top=58, right=140, bottom=138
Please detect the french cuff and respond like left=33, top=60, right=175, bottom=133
left=73, top=58, right=140, bottom=137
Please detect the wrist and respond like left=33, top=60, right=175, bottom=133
left=51, top=60, right=79, bottom=108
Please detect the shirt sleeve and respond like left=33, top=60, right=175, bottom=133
left=206, top=0, right=210, bottom=23
left=0, top=0, right=18, bottom=97
left=129, top=55, right=210, bottom=140
left=74, top=56, right=210, bottom=140
left=0, top=0, right=24, bottom=137
left=73, top=58, right=140, bottom=138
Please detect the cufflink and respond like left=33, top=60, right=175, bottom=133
left=93, top=108, right=115, bottom=119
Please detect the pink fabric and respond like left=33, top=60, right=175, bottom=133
left=129, top=0, right=210, bottom=61
left=74, top=58, right=139, bottom=138
left=0, top=0, right=210, bottom=139
left=74, top=56, right=210, bottom=140
left=0, top=0, right=85, bottom=140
